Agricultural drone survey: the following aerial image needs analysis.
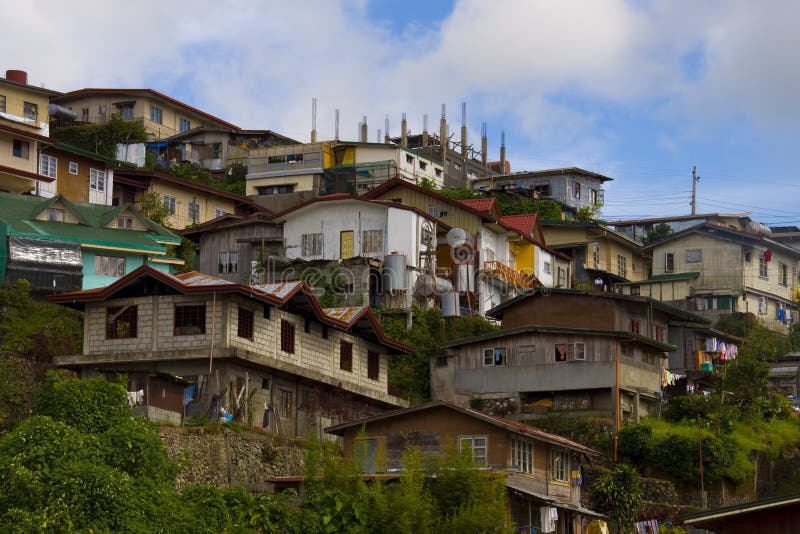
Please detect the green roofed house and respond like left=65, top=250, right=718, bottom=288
left=0, top=192, right=182, bottom=291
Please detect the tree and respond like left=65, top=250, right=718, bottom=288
left=52, top=113, right=149, bottom=159
left=642, top=223, right=673, bottom=245
left=590, top=464, right=643, bottom=533
left=137, top=191, right=171, bottom=227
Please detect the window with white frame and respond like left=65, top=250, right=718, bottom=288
left=550, top=450, right=569, bottom=482
left=759, top=255, right=768, bottom=279
left=665, top=252, right=675, bottom=273
left=482, top=347, right=506, bottom=366
left=567, top=342, right=586, bottom=361
left=39, top=154, right=57, bottom=178
left=163, top=195, right=176, bottom=216
left=179, top=118, right=191, bottom=132
left=95, top=255, right=125, bottom=277
left=116, top=217, right=133, bottom=229
left=459, top=436, right=487, bottom=466
left=511, top=437, right=534, bottom=474
left=362, top=229, right=384, bottom=254
left=571, top=180, right=581, bottom=199
left=589, top=189, right=597, bottom=206
left=68, top=161, right=79, bottom=175
left=617, top=254, right=627, bottom=278
left=48, top=208, right=65, bottom=222
left=23, top=101, right=38, bottom=121
left=214, top=208, right=228, bottom=218
left=218, top=251, right=238, bottom=273
left=89, top=168, right=106, bottom=192
left=301, top=233, right=323, bottom=256
left=187, top=200, right=200, bottom=223
left=543, top=261, right=552, bottom=275
left=779, top=263, right=788, bottom=286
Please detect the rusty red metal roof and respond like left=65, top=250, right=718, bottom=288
left=322, top=307, right=368, bottom=325
left=501, top=214, right=538, bottom=236
left=249, top=281, right=304, bottom=300
left=458, top=198, right=498, bottom=214
left=173, top=271, right=236, bottom=286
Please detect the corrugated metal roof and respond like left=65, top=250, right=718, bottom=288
left=323, top=307, right=367, bottom=324
left=458, top=198, right=498, bottom=214
left=501, top=214, right=538, bottom=236
left=249, top=281, right=303, bottom=299
left=173, top=272, right=235, bottom=286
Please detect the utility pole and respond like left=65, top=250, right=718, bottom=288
left=691, top=165, right=700, bottom=215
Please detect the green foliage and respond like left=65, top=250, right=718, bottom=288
left=525, top=415, right=614, bottom=454
left=32, top=370, right=128, bottom=433
left=590, top=464, right=643, bottom=532
left=618, top=424, right=654, bottom=465
left=377, top=307, right=500, bottom=402
left=713, top=312, right=756, bottom=338
left=575, top=205, right=598, bottom=222
left=434, top=187, right=482, bottom=201
left=641, top=223, right=673, bottom=245
left=496, top=194, right=563, bottom=219
left=100, top=416, right=179, bottom=482
left=137, top=190, right=171, bottom=226
left=52, top=113, right=148, bottom=159
left=0, top=356, right=41, bottom=433
left=663, top=395, right=712, bottom=423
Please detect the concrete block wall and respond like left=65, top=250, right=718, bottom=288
left=85, top=296, right=154, bottom=354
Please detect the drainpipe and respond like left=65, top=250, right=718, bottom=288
left=614, top=340, right=620, bottom=462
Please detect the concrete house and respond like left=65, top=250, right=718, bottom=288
left=609, top=212, right=752, bottom=243
left=326, top=401, right=603, bottom=533
left=113, top=168, right=263, bottom=229
left=270, top=194, right=445, bottom=310
left=619, top=223, right=800, bottom=334
left=38, top=142, right=119, bottom=204
left=50, top=266, right=411, bottom=434
left=541, top=221, right=645, bottom=289
left=362, top=178, right=572, bottom=315
left=472, top=168, right=610, bottom=219
left=0, top=192, right=182, bottom=291
left=0, top=69, right=61, bottom=194
left=432, top=289, right=707, bottom=426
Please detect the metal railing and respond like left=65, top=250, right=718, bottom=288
left=484, top=261, right=537, bottom=289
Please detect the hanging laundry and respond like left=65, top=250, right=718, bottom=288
left=540, top=506, right=557, bottom=533
left=571, top=458, right=583, bottom=486
left=764, top=249, right=772, bottom=262
left=634, top=519, right=659, bottom=534
left=777, top=308, right=786, bottom=321
left=585, top=519, right=609, bottom=534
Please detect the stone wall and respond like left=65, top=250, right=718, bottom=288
left=159, top=426, right=306, bottom=491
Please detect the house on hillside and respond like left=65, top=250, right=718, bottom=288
left=432, top=289, right=709, bottom=426
left=618, top=223, right=800, bottom=334
left=0, top=192, right=181, bottom=291
left=326, top=401, right=604, bottom=533
left=0, top=69, right=61, bottom=194
left=113, top=168, right=263, bottom=229
left=38, top=142, right=120, bottom=204
left=609, top=212, right=751, bottom=243
left=50, top=266, right=411, bottom=434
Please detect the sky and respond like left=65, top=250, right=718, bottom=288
left=3, top=0, right=799, bottom=225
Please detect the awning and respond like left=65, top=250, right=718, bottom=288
left=505, top=482, right=606, bottom=518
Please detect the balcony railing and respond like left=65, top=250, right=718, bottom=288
left=484, top=261, right=537, bottom=289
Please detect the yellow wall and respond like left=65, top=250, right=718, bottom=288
left=0, top=132, right=38, bottom=175
left=141, top=180, right=238, bottom=229
left=0, top=83, right=50, bottom=133
left=543, top=225, right=645, bottom=282
left=511, top=241, right=535, bottom=274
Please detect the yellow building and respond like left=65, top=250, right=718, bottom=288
left=113, top=169, right=263, bottom=230
left=0, top=70, right=61, bottom=193
left=52, top=88, right=239, bottom=140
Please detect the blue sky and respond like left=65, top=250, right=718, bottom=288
left=4, top=0, right=799, bottom=225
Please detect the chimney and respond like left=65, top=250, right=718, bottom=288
left=384, top=115, right=390, bottom=143
left=360, top=116, right=368, bottom=142
left=460, top=102, right=468, bottom=157
left=401, top=112, right=408, bottom=147
left=5, top=70, right=27, bottom=84
left=481, top=122, right=488, bottom=167
left=334, top=109, right=340, bottom=141
left=440, top=104, right=447, bottom=176
left=500, top=130, right=506, bottom=174
left=422, top=114, right=429, bottom=147
left=310, top=98, right=317, bottom=143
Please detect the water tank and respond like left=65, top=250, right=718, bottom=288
left=457, top=264, right=475, bottom=292
left=441, top=291, right=460, bottom=317
left=384, top=253, right=407, bottom=291
left=446, top=227, right=474, bottom=249
left=744, top=220, right=772, bottom=237
left=5, top=70, right=27, bottom=84
left=414, top=274, right=453, bottom=296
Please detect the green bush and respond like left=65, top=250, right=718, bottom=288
left=618, top=425, right=654, bottom=466
left=100, top=416, right=178, bottom=482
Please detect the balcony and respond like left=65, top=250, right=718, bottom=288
left=484, top=261, right=537, bottom=289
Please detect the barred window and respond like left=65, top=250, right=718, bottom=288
left=218, top=251, right=238, bottom=274
left=340, top=341, right=353, bottom=372
left=106, top=306, right=138, bottom=339
left=174, top=304, right=206, bottom=335
left=367, top=350, right=379, bottom=380
left=301, top=233, right=323, bottom=256
left=281, top=320, right=295, bottom=354
left=95, top=255, right=125, bottom=277
left=362, top=229, right=384, bottom=254
left=237, top=307, right=254, bottom=340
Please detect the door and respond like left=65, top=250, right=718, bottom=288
left=340, top=230, right=354, bottom=259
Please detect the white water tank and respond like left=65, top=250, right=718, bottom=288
left=414, top=274, right=453, bottom=296
left=441, top=291, right=460, bottom=317
left=457, top=264, right=475, bottom=292
left=384, top=253, right=407, bottom=290
left=745, top=220, right=772, bottom=237
left=446, top=227, right=474, bottom=249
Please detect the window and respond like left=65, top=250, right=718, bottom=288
left=571, top=180, right=581, bottom=199
left=434, top=168, right=442, bottom=177
left=23, top=101, right=38, bottom=121
left=551, top=450, right=569, bottom=482
left=482, top=347, right=506, bottom=366
left=212, top=143, right=222, bottom=158
left=116, top=217, right=133, bottom=229
left=39, top=154, right=57, bottom=178
left=555, top=343, right=568, bottom=362
left=589, top=189, right=597, bottom=206
left=304, top=317, right=311, bottom=334
left=419, top=161, right=427, bottom=170
left=90, top=168, right=106, bottom=192
left=278, top=389, right=292, bottom=418
left=758, top=296, right=767, bottom=315
left=106, top=306, right=138, bottom=339
left=263, top=304, right=272, bottom=320
left=179, top=118, right=191, bottom=132
left=631, top=319, right=641, bottom=334
left=642, top=353, right=657, bottom=365
left=340, top=341, right=353, bottom=372
left=436, top=356, right=448, bottom=368
left=95, top=255, right=125, bottom=277
left=557, top=266, right=567, bottom=288
left=68, top=161, right=79, bottom=175
left=281, top=320, right=295, bottom=353
left=511, top=438, right=533, bottom=474
left=214, top=208, right=228, bottom=218
left=453, top=162, right=462, bottom=171
left=12, top=140, right=29, bottom=159
left=322, top=325, right=329, bottom=339
left=81, top=107, right=89, bottom=121
left=459, top=436, right=487, bottom=466
left=174, top=304, right=206, bottom=335
left=0, top=95, right=5, bottom=113
left=685, top=249, right=703, bottom=263
left=543, top=262, right=552, bottom=275
left=567, top=342, right=586, bottom=361
left=237, top=307, right=254, bottom=340
left=534, top=184, right=551, bottom=196
left=98, top=105, right=107, bottom=116
left=187, top=201, right=200, bottom=223
left=48, top=208, right=65, bottom=222
left=362, top=229, right=384, bottom=254
left=615, top=254, right=627, bottom=278
left=118, top=103, right=134, bottom=120
left=163, top=195, right=176, bottom=215
left=367, top=350, right=380, bottom=380
left=301, top=233, right=323, bottom=256
left=405, top=154, right=414, bottom=164
left=427, top=204, right=448, bottom=218
left=655, top=325, right=665, bottom=342
left=261, top=377, right=270, bottom=390
left=218, top=251, right=238, bottom=274
left=779, top=263, right=788, bottom=286
left=665, top=252, right=675, bottom=273
left=150, top=106, right=162, bottom=124
left=621, top=343, right=634, bottom=358
left=630, top=285, right=640, bottom=296
left=759, top=255, right=768, bottom=279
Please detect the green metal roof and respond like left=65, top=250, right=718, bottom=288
left=442, top=325, right=677, bottom=352
left=52, top=142, right=130, bottom=167
left=616, top=272, right=700, bottom=285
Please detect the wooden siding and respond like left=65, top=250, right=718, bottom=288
left=197, top=221, right=282, bottom=283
